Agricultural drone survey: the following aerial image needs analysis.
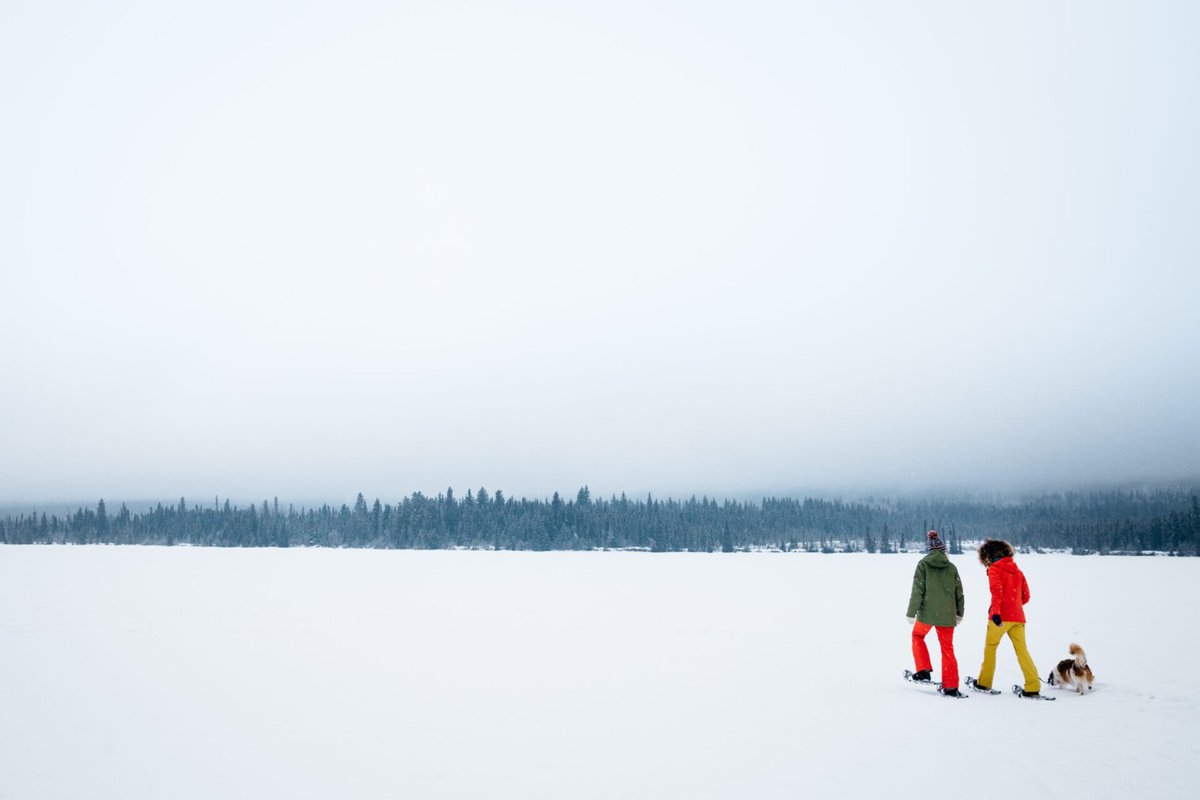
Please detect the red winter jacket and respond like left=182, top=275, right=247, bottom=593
left=987, top=557, right=1030, bottom=623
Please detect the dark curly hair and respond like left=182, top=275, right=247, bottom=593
left=977, top=539, right=1014, bottom=567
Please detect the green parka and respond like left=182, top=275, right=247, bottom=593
left=905, top=550, right=965, bottom=627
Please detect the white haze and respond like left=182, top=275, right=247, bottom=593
left=2, top=1, right=1198, bottom=504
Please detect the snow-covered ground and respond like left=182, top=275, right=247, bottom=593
left=1, top=547, right=1194, bottom=799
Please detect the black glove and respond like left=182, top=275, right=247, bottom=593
left=991, top=614, right=1002, bottom=626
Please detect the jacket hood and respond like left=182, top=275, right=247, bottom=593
left=922, top=549, right=952, bottom=569
left=989, top=556, right=1018, bottom=573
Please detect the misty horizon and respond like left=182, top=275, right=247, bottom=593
left=4, top=474, right=1199, bottom=518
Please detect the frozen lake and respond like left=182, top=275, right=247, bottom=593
left=1, top=547, right=1195, bottom=799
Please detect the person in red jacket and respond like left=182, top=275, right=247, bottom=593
left=972, top=539, right=1042, bottom=696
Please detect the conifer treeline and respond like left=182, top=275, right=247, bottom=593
left=3, top=487, right=1199, bottom=554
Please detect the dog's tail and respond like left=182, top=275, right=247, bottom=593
left=1069, top=642, right=1087, bottom=667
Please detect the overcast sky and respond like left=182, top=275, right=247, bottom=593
left=2, top=1, right=1198, bottom=505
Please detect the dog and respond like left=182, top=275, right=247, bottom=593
left=1046, top=643, right=1094, bottom=694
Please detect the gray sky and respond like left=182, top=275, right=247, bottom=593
left=2, top=1, right=1198, bottom=505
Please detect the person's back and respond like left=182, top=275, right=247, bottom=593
left=910, top=549, right=962, bottom=627
left=986, top=555, right=1029, bottom=623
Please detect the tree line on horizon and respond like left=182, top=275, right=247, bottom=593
left=2, top=487, right=1199, bottom=555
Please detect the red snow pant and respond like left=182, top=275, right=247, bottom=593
left=912, top=621, right=959, bottom=690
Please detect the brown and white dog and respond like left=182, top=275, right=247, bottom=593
left=1046, top=643, right=1094, bottom=694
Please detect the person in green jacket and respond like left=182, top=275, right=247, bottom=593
left=906, top=530, right=965, bottom=697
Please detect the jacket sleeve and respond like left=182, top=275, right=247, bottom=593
left=955, top=569, right=965, bottom=619
left=988, top=566, right=1002, bottom=618
left=906, top=563, right=925, bottom=618
left=1021, top=572, right=1030, bottom=606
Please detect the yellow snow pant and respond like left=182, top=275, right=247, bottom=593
left=977, top=621, right=1040, bottom=693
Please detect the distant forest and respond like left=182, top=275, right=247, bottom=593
left=3, top=487, right=1199, bottom=555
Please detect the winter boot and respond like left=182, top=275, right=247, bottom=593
left=911, top=670, right=932, bottom=683
left=1017, top=689, right=1040, bottom=698
left=939, top=687, right=965, bottom=698
left=966, top=676, right=991, bottom=692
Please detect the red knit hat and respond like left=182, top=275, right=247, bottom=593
left=927, top=530, right=946, bottom=552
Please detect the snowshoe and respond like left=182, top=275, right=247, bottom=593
left=965, top=676, right=1001, bottom=695
left=903, top=670, right=941, bottom=689
left=1011, top=685, right=1056, bottom=701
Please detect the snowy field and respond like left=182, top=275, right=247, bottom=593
left=1, top=547, right=1195, bottom=800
